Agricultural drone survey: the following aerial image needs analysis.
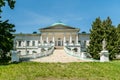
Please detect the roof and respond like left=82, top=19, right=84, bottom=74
left=39, top=22, right=80, bottom=32
left=51, top=22, right=66, bottom=26
left=14, top=33, right=40, bottom=36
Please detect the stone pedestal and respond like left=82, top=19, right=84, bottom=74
left=100, top=50, right=109, bottom=62
left=11, top=50, right=19, bottom=62
left=33, top=53, right=36, bottom=59
left=81, top=52, right=86, bottom=59
left=37, top=48, right=41, bottom=53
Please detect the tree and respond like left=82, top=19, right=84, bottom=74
left=87, top=17, right=103, bottom=59
left=102, top=17, right=118, bottom=60
left=88, top=17, right=118, bottom=60
left=0, top=0, right=15, bottom=13
left=0, top=0, right=15, bottom=59
left=116, top=24, right=120, bottom=54
left=0, top=20, right=15, bottom=59
left=33, top=31, right=37, bottom=34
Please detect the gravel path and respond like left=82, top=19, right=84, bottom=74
left=30, top=49, right=86, bottom=63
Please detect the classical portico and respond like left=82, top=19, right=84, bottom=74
left=40, top=22, right=80, bottom=48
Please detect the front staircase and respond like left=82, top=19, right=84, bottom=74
left=55, top=46, right=63, bottom=49
left=30, top=49, right=85, bottom=63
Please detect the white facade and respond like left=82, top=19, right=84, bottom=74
left=14, top=22, right=90, bottom=55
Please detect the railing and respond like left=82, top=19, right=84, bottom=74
left=19, top=46, right=54, bottom=61
left=64, top=46, right=80, bottom=57
left=64, top=46, right=97, bottom=62
left=32, top=46, right=54, bottom=59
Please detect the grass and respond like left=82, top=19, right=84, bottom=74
left=0, top=61, right=120, bottom=80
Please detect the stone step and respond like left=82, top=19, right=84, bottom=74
left=30, top=49, right=86, bottom=63
left=55, top=46, right=63, bottom=49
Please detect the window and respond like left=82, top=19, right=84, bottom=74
left=66, top=41, right=69, bottom=44
left=83, top=40, right=86, bottom=47
left=18, top=41, right=21, bottom=46
left=72, top=41, right=74, bottom=44
left=27, top=41, right=30, bottom=46
left=44, top=41, right=46, bottom=43
left=38, top=41, right=40, bottom=44
left=27, top=51, right=29, bottom=54
left=32, top=51, right=37, bottom=53
left=50, top=41, right=52, bottom=43
left=32, top=41, right=35, bottom=46
left=18, top=51, right=21, bottom=54
left=78, top=40, right=81, bottom=43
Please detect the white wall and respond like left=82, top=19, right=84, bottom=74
left=14, top=33, right=90, bottom=54
left=79, top=34, right=90, bottom=48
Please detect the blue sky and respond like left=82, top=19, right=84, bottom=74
left=2, top=0, right=120, bottom=33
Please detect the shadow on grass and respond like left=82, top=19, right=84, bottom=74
left=0, top=57, right=22, bottom=65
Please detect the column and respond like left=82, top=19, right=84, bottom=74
left=64, top=32, right=66, bottom=44
left=52, top=33, right=55, bottom=43
left=40, top=34, right=43, bottom=44
left=70, top=33, right=72, bottom=44
left=76, top=33, right=78, bottom=44
left=64, top=32, right=66, bottom=46
left=46, top=33, right=49, bottom=43
left=25, top=40, right=27, bottom=54
left=16, top=41, right=18, bottom=47
left=13, top=38, right=16, bottom=49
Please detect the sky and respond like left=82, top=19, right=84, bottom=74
left=1, top=0, right=120, bottom=33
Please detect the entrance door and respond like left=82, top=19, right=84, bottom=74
left=58, top=41, right=61, bottom=46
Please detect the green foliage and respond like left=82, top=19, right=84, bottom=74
left=0, top=0, right=15, bottom=59
left=32, top=31, right=37, bottom=34
left=1, top=61, right=120, bottom=80
left=87, top=17, right=103, bottom=59
left=0, top=20, right=15, bottom=59
left=0, top=0, right=16, bottom=12
left=88, top=17, right=118, bottom=60
left=116, top=24, right=120, bottom=54
left=102, top=17, right=118, bottom=60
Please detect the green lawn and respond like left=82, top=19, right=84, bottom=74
left=0, top=61, right=120, bottom=80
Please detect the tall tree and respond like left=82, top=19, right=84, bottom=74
left=116, top=24, right=120, bottom=55
left=87, top=17, right=103, bottom=59
left=102, top=17, right=118, bottom=60
left=0, top=0, right=15, bottom=59
left=88, top=17, right=118, bottom=60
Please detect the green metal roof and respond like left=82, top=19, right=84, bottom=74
left=51, top=22, right=66, bottom=26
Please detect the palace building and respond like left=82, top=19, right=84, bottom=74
left=14, top=22, right=90, bottom=55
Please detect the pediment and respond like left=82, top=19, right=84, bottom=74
left=41, top=24, right=76, bottom=30
left=39, top=22, right=80, bottom=32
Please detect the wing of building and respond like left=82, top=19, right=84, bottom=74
left=14, top=22, right=90, bottom=55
